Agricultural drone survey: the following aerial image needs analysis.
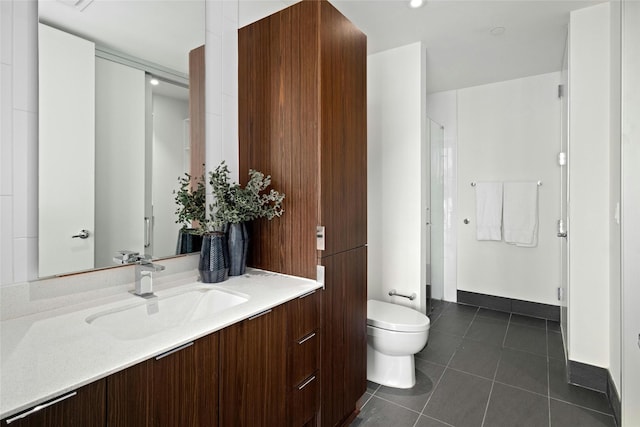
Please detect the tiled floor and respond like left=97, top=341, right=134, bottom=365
left=352, top=301, right=616, bottom=427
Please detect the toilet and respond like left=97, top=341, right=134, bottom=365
left=366, top=299, right=430, bottom=389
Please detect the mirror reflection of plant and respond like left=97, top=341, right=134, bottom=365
left=209, top=161, right=285, bottom=231
left=174, top=171, right=208, bottom=233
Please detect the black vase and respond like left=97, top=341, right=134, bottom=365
left=199, top=232, right=229, bottom=283
left=176, top=228, right=203, bottom=255
left=227, top=222, right=249, bottom=276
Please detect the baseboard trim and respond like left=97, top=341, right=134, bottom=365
left=567, top=361, right=620, bottom=426
left=607, top=370, right=622, bottom=427
left=456, top=290, right=560, bottom=321
left=568, top=360, right=608, bottom=393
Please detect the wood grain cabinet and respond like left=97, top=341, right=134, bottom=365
left=289, top=289, right=321, bottom=426
left=106, top=332, right=219, bottom=427
left=220, top=304, right=289, bottom=427
left=0, top=380, right=105, bottom=427
left=239, top=0, right=368, bottom=426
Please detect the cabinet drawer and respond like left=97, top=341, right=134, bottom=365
left=291, top=330, right=319, bottom=386
left=290, top=290, right=320, bottom=340
left=292, top=372, right=319, bottom=427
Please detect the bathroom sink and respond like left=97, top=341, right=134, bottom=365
left=85, top=286, right=249, bottom=340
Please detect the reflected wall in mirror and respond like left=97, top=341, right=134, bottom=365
left=37, top=0, right=205, bottom=278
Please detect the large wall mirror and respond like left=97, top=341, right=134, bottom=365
left=37, top=0, right=205, bottom=277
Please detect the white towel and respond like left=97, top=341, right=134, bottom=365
left=475, top=182, right=503, bottom=241
left=503, top=182, right=539, bottom=247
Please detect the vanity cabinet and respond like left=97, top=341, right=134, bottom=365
left=0, top=380, right=105, bottom=426
left=219, top=304, right=289, bottom=426
left=106, top=332, right=219, bottom=427
left=289, top=290, right=321, bottom=426
left=2, top=290, right=321, bottom=426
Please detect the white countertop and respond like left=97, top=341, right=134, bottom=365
left=0, top=268, right=321, bottom=420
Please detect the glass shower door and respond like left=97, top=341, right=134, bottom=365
left=427, top=118, right=445, bottom=313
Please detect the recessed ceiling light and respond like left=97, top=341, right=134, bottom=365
left=149, top=78, right=160, bottom=86
left=409, top=0, right=424, bottom=9
left=490, top=26, right=506, bottom=36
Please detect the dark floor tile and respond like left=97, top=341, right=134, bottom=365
left=550, top=399, right=616, bottom=427
left=547, top=331, right=565, bottom=361
left=495, top=348, right=548, bottom=396
left=449, top=339, right=501, bottom=379
left=428, top=301, right=448, bottom=323
left=431, top=312, right=475, bottom=337
left=547, top=320, right=561, bottom=333
left=504, top=323, right=547, bottom=356
left=464, top=316, right=508, bottom=346
left=483, top=382, right=550, bottom=427
left=476, top=307, right=511, bottom=321
left=416, top=331, right=462, bottom=366
left=423, top=369, right=492, bottom=427
left=510, top=313, right=547, bottom=329
left=414, top=415, right=451, bottom=427
left=367, top=380, right=380, bottom=394
left=352, top=395, right=420, bottom=427
left=374, top=359, right=445, bottom=412
left=548, top=358, right=612, bottom=414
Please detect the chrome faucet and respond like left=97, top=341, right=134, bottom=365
left=134, top=259, right=165, bottom=298
left=113, top=251, right=165, bottom=298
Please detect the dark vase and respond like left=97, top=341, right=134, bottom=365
left=199, top=232, right=229, bottom=283
left=227, top=222, right=249, bottom=276
left=176, top=228, right=203, bottom=255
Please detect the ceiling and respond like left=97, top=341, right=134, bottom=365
left=39, top=0, right=604, bottom=94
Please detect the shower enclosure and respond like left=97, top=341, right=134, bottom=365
left=426, top=118, right=445, bottom=315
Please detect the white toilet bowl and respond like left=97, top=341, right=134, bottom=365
left=367, top=299, right=430, bottom=389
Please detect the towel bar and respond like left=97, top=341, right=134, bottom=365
left=388, top=289, right=417, bottom=301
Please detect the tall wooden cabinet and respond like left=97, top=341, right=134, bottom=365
left=239, top=1, right=367, bottom=426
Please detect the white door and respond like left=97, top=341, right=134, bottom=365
left=38, top=24, right=95, bottom=277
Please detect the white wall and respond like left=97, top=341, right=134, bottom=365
left=621, top=0, right=640, bottom=422
left=456, top=72, right=561, bottom=305
left=205, top=0, right=239, bottom=188
left=94, top=58, right=146, bottom=268
left=568, top=2, right=611, bottom=368
left=368, top=42, right=427, bottom=312
left=0, top=0, right=38, bottom=286
left=426, top=90, right=458, bottom=302
left=152, top=94, right=189, bottom=257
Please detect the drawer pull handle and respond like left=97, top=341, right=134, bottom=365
left=156, top=342, right=194, bottom=360
left=5, top=391, right=77, bottom=424
left=298, top=375, right=316, bottom=390
left=249, top=309, right=272, bottom=320
left=298, top=290, right=316, bottom=299
left=297, top=332, right=316, bottom=345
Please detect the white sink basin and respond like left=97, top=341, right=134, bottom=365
left=85, top=286, right=249, bottom=340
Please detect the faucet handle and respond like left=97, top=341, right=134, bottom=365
left=113, top=250, right=140, bottom=264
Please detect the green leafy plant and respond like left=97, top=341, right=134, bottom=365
left=209, top=161, right=285, bottom=231
left=174, top=171, right=208, bottom=233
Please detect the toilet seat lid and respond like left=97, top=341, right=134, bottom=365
left=367, top=299, right=430, bottom=332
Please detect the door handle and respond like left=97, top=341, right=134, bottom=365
left=72, top=229, right=90, bottom=239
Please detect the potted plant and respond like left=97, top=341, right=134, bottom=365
left=209, top=161, right=285, bottom=276
left=173, top=172, right=207, bottom=254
